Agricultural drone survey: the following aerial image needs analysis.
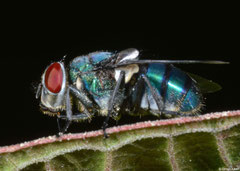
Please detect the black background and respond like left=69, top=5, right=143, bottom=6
left=1, top=18, right=239, bottom=146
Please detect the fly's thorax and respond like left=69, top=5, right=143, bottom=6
left=69, top=51, right=113, bottom=83
left=40, top=62, right=67, bottom=113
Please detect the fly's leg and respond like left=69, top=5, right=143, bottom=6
left=57, top=113, right=91, bottom=136
left=69, top=85, right=97, bottom=122
left=59, top=105, right=93, bottom=122
left=57, top=85, right=96, bottom=136
left=69, top=85, right=97, bottom=109
left=57, top=118, right=72, bottom=136
left=142, top=74, right=164, bottom=113
left=57, top=87, right=73, bottom=136
left=58, top=113, right=91, bottom=120
left=103, top=71, right=125, bottom=138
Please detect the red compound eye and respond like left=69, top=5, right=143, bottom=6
left=44, top=62, right=63, bottom=93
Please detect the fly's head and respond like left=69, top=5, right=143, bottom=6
left=36, top=62, right=67, bottom=116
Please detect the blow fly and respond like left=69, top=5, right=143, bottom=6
left=36, top=48, right=228, bottom=137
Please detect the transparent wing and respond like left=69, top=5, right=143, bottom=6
left=187, top=72, right=222, bottom=93
left=115, top=60, right=229, bottom=67
left=113, top=58, right=226, bottom=94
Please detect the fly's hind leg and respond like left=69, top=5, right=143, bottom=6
left=141, top=74, right=164, bottom=114
left=103, top=71, right=125, bottom=138
left=141, top=74, right=197, bottom=118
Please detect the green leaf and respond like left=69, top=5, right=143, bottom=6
left=1, top=111, right=240, bottom=171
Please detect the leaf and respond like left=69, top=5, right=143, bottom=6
left=0, top=110, right=240, bottom=171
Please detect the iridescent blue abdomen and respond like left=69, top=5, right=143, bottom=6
left=141, top=63, right=202, bottom=114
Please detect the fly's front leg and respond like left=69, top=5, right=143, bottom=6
left=69, top=85, right=96, bottom=109
left=57, top=84, right=97, bottom=135
left=69, top=84, right=97, bottom=120
left=57, top=86, right=72, bottom=136
left=103, top=71, right=125, bottom=138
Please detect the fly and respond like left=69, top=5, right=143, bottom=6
left=35, top=48, right=228, bottom=137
